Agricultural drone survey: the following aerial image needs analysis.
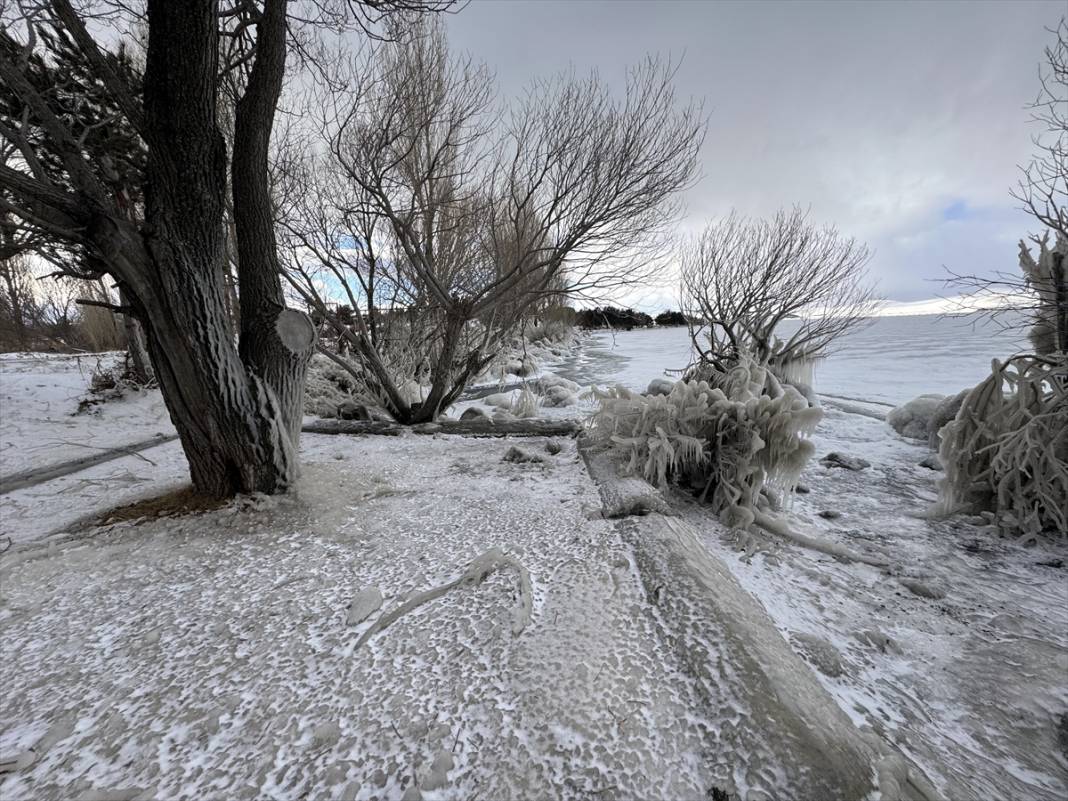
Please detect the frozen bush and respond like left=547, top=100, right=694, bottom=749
left=510, top=388, right=540, bottom=418
left=483, top=392, right=515, bottom=410
left=303, top=354, right=375, bottom=418
left=934, top=231, right=1067, bottom=541
left=934, top=355, right=1068, bottom=542
left=524, top=318, right=575, bottom=345
left=589, top=355, right=821, bottom=533
left=533, top=373, right=580, bottom=394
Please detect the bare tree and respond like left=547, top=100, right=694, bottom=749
left=0, top=249, right=36, bottom=350
left=680, top=207, right=877, bottom=382
left=945, top=20, right=1067, bottom=355
left=1013, top=18, right=1068, bottom=238
left=0, top=0, right=452, bottom=497
left=278, top=17, right=705, bottom=422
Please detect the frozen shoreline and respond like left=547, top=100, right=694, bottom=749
left=1, top=335, right=1065, bottom=800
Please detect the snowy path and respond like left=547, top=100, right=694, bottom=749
left=1, top=434, right=721, bottom=800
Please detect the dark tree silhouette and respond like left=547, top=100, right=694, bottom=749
left=0, top=0, right=452, bottom=497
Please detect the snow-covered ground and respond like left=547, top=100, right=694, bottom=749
left=1, top=315, right=1065, bottom=800
left=2, top=434, right=721, bottom=800
left=0, top=353, right=186, bottom=544
left=0, top=338, right=588, bottom=544
left=0, top=352, right=175, bottom=475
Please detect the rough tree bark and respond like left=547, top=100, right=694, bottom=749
left=0, top=0, right=512, bottom=496
left=231, top=0, right=314, bottom=447
left=128, top=0, right=313, bottom=496
left=0, top=0, right=304, bottom=496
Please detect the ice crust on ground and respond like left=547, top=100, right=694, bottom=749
left=2, top=318, right=1065, bottom=801
left=0, top=435, right=720, bottom=801
left=679, top=405, right=1068, bottom=801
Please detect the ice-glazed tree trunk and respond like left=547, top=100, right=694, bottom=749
left=231, top=0, right=314, bottom=448
left=131, top=0, right=313, bottom=496
left=1020, top=233, right=1068, bottom=355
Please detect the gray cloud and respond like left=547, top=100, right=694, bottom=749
left=447, top=0, right=1063, bottom=309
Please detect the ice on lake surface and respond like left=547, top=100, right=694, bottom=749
left=555, top=312, right=1029, bottom=406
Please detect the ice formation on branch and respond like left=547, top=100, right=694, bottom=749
left=934, top=234, right=1068, bottom=542
left=934, top=355, right=1068, bottom=542
left=1019, top=232, right=1068, bottom=356
left=589, top=355, right=821, bottom=534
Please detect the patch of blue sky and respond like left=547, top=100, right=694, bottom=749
left=941, top=199, right=970, bottom=221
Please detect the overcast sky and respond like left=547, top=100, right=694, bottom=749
left=446, top=0, right=1063, bottom=311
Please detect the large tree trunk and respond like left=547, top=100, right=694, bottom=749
left=231, top=0, right=314, bottom=448
left=128, top=0, right=311, bottom=498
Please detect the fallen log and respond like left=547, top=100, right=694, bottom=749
left=0, top=419, right=583, bottom=497
left=579, top=438, right=942, bottom=801
left=0, top=434, right=179, bottom=495
left=302, top=418, right=582, bottom=438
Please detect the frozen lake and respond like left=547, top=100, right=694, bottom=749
left=556, top=312, right=1029, bottom=406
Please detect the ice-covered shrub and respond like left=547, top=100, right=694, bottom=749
left=303, top=354, right=374, bottom=418
left=541, top=385, right=578, bottom=408
left=934, top=230, right=1067, bottom=541
left=927, top=390, right=969, bottom=449
left=533, top=373, right=580, bottom=394
left=1020, top=232, right=1067, bottom=356
left=532, top=373, right=580, bottom=408
left=589, top=355, right=822, bottom=532
left=510, top=387, right=540, bottom=418
left=524, top=318, right=575, bottom=345
left=934, top=355, right=1068, bottom=542
left=887, top=394, right=946, bottom=441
